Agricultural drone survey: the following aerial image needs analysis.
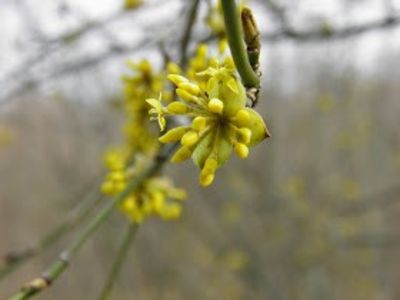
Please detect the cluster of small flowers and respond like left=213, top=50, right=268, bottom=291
left=101, top=151, right=186, bottom=223
left=147, top=45, right=270, bottom=186
left=101, top=60, right=186, bottom=223
left=121, top=60, right=165, bottom=155
left=101, top=1, right=268, bottom=219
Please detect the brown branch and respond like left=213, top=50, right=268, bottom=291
left=1, top=11, right=400, bottom=107
left=261, top=14, right=400, bottom=42
left=179, top=0, right=201, bottom=68
left=264, top=0, right=291, bottom=31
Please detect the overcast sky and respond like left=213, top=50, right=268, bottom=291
left=1, top=0, right=400, bottom=102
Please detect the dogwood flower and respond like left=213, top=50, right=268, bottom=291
left=147, top=59, right=270, bottom=186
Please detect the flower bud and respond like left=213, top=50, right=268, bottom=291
left=176, top=88, right=198, bottom=102
left=179, top=82, right=201, bottom=95
left=159, top=127, right=188, bottom=143
left=237, top=128, right=252, bottom=144
left=208, top=98, right=224, bottom=114
left=203, top=157, right=218, bottom=174
left=167, top=74, right=189, bottom=86
left=234, top=143, right=249, bottom=159
left=167, top=102, right=189, bottom=114
left=171, top=146, right=192, bottom=163
left=200, top=173, right=215, bottom=187
left=181, top=131, right=199, bottom=147
left=192, top=117, right=207, bottom=131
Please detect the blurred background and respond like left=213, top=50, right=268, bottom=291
left=1, top=0, right=400, bottom=299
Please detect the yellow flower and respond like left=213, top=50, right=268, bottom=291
left=148, top=60, right=270, bottom=186
left=146, top=94, right=167, bottom=131
left=120, top=59, right=167, bottom=155
left=120, top=176, right=187, bottom=223
left=187, top=44, right=210, bottom=81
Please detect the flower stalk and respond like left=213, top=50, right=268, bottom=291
left=220, top=0, right=260, bottom=88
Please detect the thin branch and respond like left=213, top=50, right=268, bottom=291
left=98, top=223, right=139, bottom=300
left=8, top=144, right=176, bottom=300
left=0, top=37, right=157, bottom=107
left=265, top=0, right=291, bottom=31
left=0, top=175, right=104, bottom=281
left=36, top=1, right=163, bottom=46
left=261, top=14, right=400, bottom=42
left=2, top=10, right=400, bottom=107
left=179, top=0, right=201, bottom=67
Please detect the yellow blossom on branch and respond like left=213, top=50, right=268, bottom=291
left=101, top=155, right=186, bottom=223
left=147, top=59, right=270, bottom=186
left=121, top=59, right=166, bottom=155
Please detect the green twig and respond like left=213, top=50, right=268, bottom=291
left=98, top=223, right=139, bottom=300
left=0, top=176, right=104, bottom=281
left=221, top=0, right=260, bottom=88
left=8, top=145, right=175, bottom=300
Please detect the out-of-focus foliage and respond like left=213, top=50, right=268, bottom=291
left=0, top=124, right=13, bottom=148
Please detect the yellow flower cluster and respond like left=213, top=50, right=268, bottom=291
left=101, top=151, right=186, bottom=223
left=168, top=42, right=228, bottom=89
left=147, top=59, right=270, bottom=186
left=101, top=60, right=187, bottom=223
left=121, top=60, right=165, bottom=155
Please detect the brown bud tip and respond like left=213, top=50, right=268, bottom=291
left=241, top=6, right=260, bottom=50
